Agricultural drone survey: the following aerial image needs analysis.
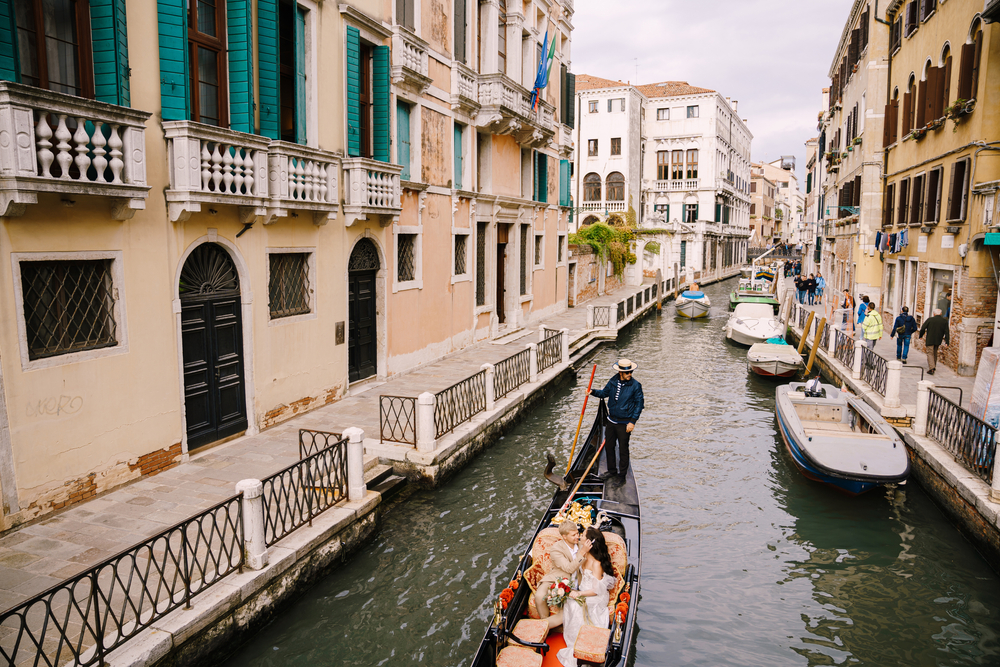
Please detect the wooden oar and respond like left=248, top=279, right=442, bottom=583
left=556, top=438, right=606, bottom=517
left=566, top=364, right=598, bottom=475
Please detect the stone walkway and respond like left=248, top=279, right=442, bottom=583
left=0, top=282, right=658, bottom=612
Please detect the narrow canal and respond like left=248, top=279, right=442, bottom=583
left=223, top=278, right=1000, bottom=666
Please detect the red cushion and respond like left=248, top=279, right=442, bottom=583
left=573, top=625, right=611, bottom=663
left=513, top=618, right=549, bottom=644
left=497, top=645, right=543, bottom=667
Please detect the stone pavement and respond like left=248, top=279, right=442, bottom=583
left=0, top=282, right=655, bottom=612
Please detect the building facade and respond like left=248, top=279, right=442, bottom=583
left=750, top=171, right=776, bottom=243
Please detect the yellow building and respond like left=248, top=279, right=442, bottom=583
left=0, top=0, right=573, bottom=528
left=881, top=0, right=998, bottom=374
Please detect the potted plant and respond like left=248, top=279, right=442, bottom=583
left=853, top=136, right=862, bottom=146
left=911, top=125, right=928, bottom=140
left=929, top=117, right=945, bottom=130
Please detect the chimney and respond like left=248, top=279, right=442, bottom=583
left=732, top=100, right=738, bottom=113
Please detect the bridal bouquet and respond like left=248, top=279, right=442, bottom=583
left=546, top=578, right=574, bottom=609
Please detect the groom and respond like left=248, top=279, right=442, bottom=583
left=534, top=521, right=590, bottom=619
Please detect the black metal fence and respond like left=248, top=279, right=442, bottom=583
left=819, top=321, right=831, bottom=350
left=594, top=306, right=611, bottom=328
left=495, top=348, right=530, bottom=399
left=626, top=296, right=634, bottom=316
left=262, top=434, right=349, bottom=546
left=379, top=396, right=417, bottom=445
left=434, top=370, right=487, bottom=439
left=0, top=495, right=243, bottom=667
left=652, top=283, right=658, bottom=299
left=300, top=428, right=344, bottom=459
left=835, top=329, right=855, bottom=369
left=617, top=301, right=625, bottom=322
left=927, top=389, right=998, bottom=484
left=538, top=331, right=562, bottom=372
left=860, top=346, right=889, bottom=396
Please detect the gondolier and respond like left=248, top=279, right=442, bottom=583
left=589, top=359, right=644, bottom=482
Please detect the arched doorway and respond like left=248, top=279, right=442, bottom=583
left=179, top=243, right=248, bottom=449
left=348, top=239, right=380, bottom=382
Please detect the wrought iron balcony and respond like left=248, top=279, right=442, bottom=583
left=475, top=73, right=555, bottom=148
left=266, top=141, right=340, bottom=225
left=451, top=62, right=480, bottom=115
left=163, top=120, right=270, bottom=223
left=342, top=157, right=403, bottom=226
left=392, top=27, right=432, bottom=94
left=0, top=82, right=151, bottom=219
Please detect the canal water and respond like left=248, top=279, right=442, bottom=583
left=223, top=278, right=1000, bottom=666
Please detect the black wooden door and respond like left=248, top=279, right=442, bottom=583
left=348, top=269, right=377, bottom=382
left=496, top=244, right=506, bottom=324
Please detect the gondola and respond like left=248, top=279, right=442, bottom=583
left=470, top=401, right=641, bottom=667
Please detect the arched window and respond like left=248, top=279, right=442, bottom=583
left=940, top=44, right=953, bottom=114
left=957, top=19, right=983, bottom=101
left=584, top=173, right=601, bottom=201
left=606, top=172, right=625, bottom=201
left=903, top=74, right=916, bottom=133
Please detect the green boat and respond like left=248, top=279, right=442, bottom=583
left=729, top=276, right=780, bottom=313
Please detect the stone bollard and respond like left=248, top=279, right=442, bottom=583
left=539, top=325, right=547, bottom=343
left=342, top=427, right=367, bottom=502
left=586, top=304, right=595, bottom=330
left=482, top=363, right=496, bottom=411
left=610, top=305, right=618, bottom=329
left=561, top=328, right=570, bottom=364
left=528, top=343, right=538, bottom=383
left=884, top=360, right=902, bottom=408
left=416, top=392, right=436, bottom=453
left=914, top=380, right=934, bottom=437
left=828, top=324, right=838, bottom=355
left=852, top=340, right=864, bottom=380
left=235, top=479, right=268, bottom=570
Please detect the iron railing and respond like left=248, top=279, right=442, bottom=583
left=652, top=283, right=658, bottom=299
left=645, top=287, right=651, bottom=303
left=299, top=428, right=344, bottom=458
left=927, top=388, right=998, bottom=484
left=835, top=329, right=855, bottom=368
left=495, top=348, right=530, bottom=399
left=538, top=331, right=562, bottom=372
left=261, top=435, right=349, bottom=546
left=819, top=322, right=831, bottom=350
left=860, top=346, right=889, bottom=396
left=626, top=296, right=634, bottom=317
left=0, top=494, right=243, bottom=667
left=617, top=301, right=625, bottom=322
left=594, top=306, right=611, bottom=328
left=798, top=307, right=808, bottom=329
left=379, top=396, right=417, bottom=445
left=434, top=369, right=487, bottom=439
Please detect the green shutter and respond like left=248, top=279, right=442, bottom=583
left=664, top=204, right=669, bottom=220
left=346, top=26, right=361, bottom=157
left=532, top=151, right=539, bottom=202
left=694, top=204, right=699, bottom=220
left=157, top=0, right=189, bottom=121
left=566, top=72, right=576, bottom=128
left=90, top=0, right=129, bottom=106
left=294, top=6, right=307, bottom=144
left=537, top=153, right=547, bottom=204
left=454, top=124, right=463, bottom=189
left=559, top=159, right=570, bottom=206
left=258, top=0, right=280, bottom=139
left=715, top=203, right=721, bottom=222
left=373, top=45, right=391, bottom=162
left=227, top=0, right=254, bottom=133
left=397, top=102, right=411, bottom=180
left=0, top=0, right=19, bottom=82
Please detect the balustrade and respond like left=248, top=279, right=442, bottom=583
left=342, top=157, right=403, bottom=227
left=392, top=27, right=432, bottom=93
left=452, top=62, right=479, bottom=114
left=266, top=141, right=339, bottom=224
left=475, top=73, right=554, bottom=146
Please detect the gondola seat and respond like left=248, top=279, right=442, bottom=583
left=512, top=618, right=549, bottom=645
left=496, top=645, right=543, bottom=667
left=573, top=625, right=611, bottom=664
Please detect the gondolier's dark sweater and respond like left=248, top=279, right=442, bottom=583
left=591, top=376, right=645, bottom=424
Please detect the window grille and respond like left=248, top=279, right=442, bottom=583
left=398, top=234, right=417, bottom=282
left=476, top=222, right=487, bottom=306
left=535, top=235, right=543, bottom=266
left=20, top=259, right=117, bottom=360
left=268, top=253, right=311, bottom=319
left=455, top=234, right=468, bottom=275
left=520, top=225, right=528, bottom=295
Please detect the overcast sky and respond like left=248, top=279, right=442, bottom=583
left=572, top=0, right=855, bottom=179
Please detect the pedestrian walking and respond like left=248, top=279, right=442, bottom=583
left=806, top=273, right=817, bottom=306
left=862, top=302, right=883, bottom=349
left=856, top=295, right=870, bottom=338
left=889, top=306, right=918, bottom=363
left=919, top=308, right=950, bottom=375
left=815, top=273, right=826, bottom=305
left=841, top=289, right=854, bottom=332
left=937, top=287, right=952, bottom=318
left=795, top=276, right=805, bottom=304
left=588, top=359, right=644, bottom=482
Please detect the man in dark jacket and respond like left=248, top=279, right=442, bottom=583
left=918, top=308, right=950, bottom=375
left=889, top=306, right=918, bottom=363
left=589, top=359, right=644, bottom=481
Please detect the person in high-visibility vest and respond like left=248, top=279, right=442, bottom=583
left=862, top=303, right=884, bottom=349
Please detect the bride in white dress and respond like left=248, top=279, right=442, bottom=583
left=557, top=527, right=616, bottom=667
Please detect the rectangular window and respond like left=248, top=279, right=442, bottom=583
left=930, top=268, right=954, bottom=319
left=587, top=139, right=598, bottom=157
left=189, top=0, right=229, bottom=126
left=520, top=224, right=529, bottom=295
left=687, top=105, right=699, bottom=118
left=396, top=0, right=415, bottom=29
left=657, top=151, right=669, bottom=180
left=588, top=100, right=598, bottom=113
left=454, top=234, right=468, bottom=276
left=454, top=0, right=467, bottom=63
left=680, top=240, right=687, bottom=267
left=911, top=173, right=925, bottom=226
left=750, top=203, right=756, bottom=215
left=671, top=150, right=684, bottom=180
left=686, top=150, right=698, bottom=179
left=279, top=1, right=307, bottom=143
left=905, top=1, right=917, bottom=36
left=608, top=98, right=624, bottom=112
left=397, top=234, right=416, bottom=282
left=558, top=236, right=565, bottom=263
left=898, top=178, right=910, bottom=225
left=454, top=123, right=464, bottom=189
left=533, top=151, right=548, bottom=203
left=611, top=138, right=621, bottom=156
left=534, top=235, right=543, bottom=266
left=884, top=182, right=895, bottom=227
left=357, top=42, right=373, bottom=157
left=16, top=0, right=94, bottom=98
left=268, top=253, right=311, bottom=319
left=656, top=108, right=669, bottom=121
left=750, top=181, right=757, bottom=194
left=926, top=166, right=942, bottom=223
left=20, top=259, right=117, bottom=360
left=947, top=158, right=970, bottom=222
left=497, top=0, right=506, bottom=75
left=476, top=222, right=487, bottom=306
left=685, top=203, right=698, bottom=222
left=397, top=101, right=411, bottom=180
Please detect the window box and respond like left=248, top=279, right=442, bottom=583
left=392, top=26, right=433, bottom=94
left=266, top=142, right=341, bottom=225
left=0, top=82, right=151, bottom=219
left=342, top=156, right=403, bottom=226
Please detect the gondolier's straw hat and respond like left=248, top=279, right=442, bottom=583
left=613, top=359, right=637, bottom=373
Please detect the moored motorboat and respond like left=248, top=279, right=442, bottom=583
left=748, top=339, right=803, bottom=378
left=470, top=401, right=641, bottom=667
left=726, top=302, right=784, bottom=346
left=774, top=382, right=910, bottom=495
left=729, top=276, right=780, bottom=312
left=675, top=290, right=711, bottom=318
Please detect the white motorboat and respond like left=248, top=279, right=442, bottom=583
left=725, top=302, right=785, bottom=346
left=675, top=290, right=711, bottom=318
left=747, top=340, right=803, bottom=378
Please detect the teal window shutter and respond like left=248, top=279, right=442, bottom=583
left=665, top=204, right=669, bottom=220
left=695, top=204, right=699, bottom=220
left=294, top=6, right=307, bottom=144
left=566, top=73, right=575, bottom=128
left=258, top=0, right=279, bottom=139
left=157, top=0, right=189, bottom=121
left=559, top=159, right=569, bottom=206
left=454, top=124, right=463, bottom=189
left=539, top=153, right=548, bottom=204
left=90, top=0, right=129, bottom=106
left=227, top=0, right=254, bottom=133
left=0, top=0, right=19, bottom=82
left=346, top=26, right=361, bottom=157
left=397, top=102, right=410, bottom=180
left=715, top=203, right=721, bottom=222
left=532, top=151, right=538, bottom=202
left=372, top=45, right=390, bottom=162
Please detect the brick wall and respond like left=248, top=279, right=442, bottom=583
left=569, top=245, right=623, bottom=306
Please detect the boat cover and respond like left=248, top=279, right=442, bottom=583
left=748, top=343, right=803, bottom=364
left=680, top=291, right=705, bottom=298
left=765, top=337, right=788, bottom=345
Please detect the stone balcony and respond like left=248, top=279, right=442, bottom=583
left=655, top=179, right=699, bottom=192
left=451, top=62, right=480, bottom=116
left=475, top=73, right=555, bottom=148
left=163, top=120, right=271, bottom=223
left=342, top=157, right=403, bottom=227
left=266, top=141, right=340, bottom=225
left=556, top=124, right=574, bottom=157
left=580, top=201, right=626, bottom=213
left=392, top=27, right=432, bottom=94
left=0, top=81, right=151, bottom=219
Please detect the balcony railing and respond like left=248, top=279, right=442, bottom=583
left=392, top=27, right=432, bottom=93
left=266, top=141, right=339, bottom=224
left=580, top=201, right=626, bottom=213
left=0, top=81, right=151, bottom=219
left=163, top=120, right=270, bottom=223
left=451, top=62, right=479, bottom=114
left=655, top=179, right=700, bottom=191
left=476, top=73, right=554, bottom=146
left=342, top=157, right=403, bottom=226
